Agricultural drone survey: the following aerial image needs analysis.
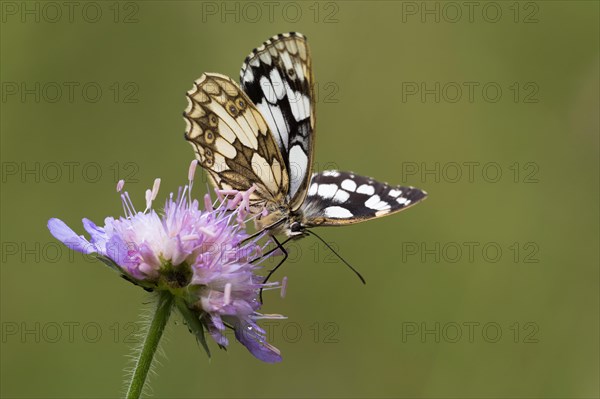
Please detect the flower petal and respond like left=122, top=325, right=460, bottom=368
left=47, top=218, right=95, bottom=254
left=235, top=323, right=282, bottom=363
left=82, top=218, right=108, bottom=250
left=106, top=234, right=140, bottom=274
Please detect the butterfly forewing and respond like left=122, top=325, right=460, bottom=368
left=239, top=32, right=315, bottom=212
left=185, top=33, right=428, bottom=237
left=301, top=171, right=428, bottom=226
left=184, top=73, right=289, bottom=209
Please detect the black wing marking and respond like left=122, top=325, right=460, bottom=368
left=300, top=171, right=428, bottom=226
left=239, top=32, right=315, bottom=211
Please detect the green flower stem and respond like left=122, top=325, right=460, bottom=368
left=126, top=291, right=174, bottom=399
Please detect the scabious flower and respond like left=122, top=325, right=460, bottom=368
left=48, top=161, right=285, bottom=363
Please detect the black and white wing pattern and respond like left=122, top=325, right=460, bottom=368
left=239, top=32, right=315, bottom=212
left=300, top=171, right=428, bottom=226
left=184, top=33, right=428, bottom=237
left=183, top=73, right=289, bottom=209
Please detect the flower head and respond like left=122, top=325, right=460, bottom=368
left=48, top=161, right=285, bottom=363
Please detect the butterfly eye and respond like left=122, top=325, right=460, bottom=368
left=237, top=98, right=246, bottom=109
left=287, top=68, right=295, bottom=77
left=209, top=114, right=218, bottom=127
left=290, top=222, right=302, bottom=233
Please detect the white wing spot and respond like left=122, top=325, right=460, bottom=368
left=323, top=206, right=353, bottom=219
left=388, top=189, right=402, bottom=198
left=323, top=171, right=340, bottom=177
left=259, top=76, right=276, bottom=103
left=259, top=52, right=272, bottom=65
left=294, top=61, right=305, bottom=82
left=333, top=190, right=350, bottom=203
left=242, top=68, right=254, bottom=83
left=289, top=145, right=308, bottom=198
left=251, top=153, right=276, bottom=192
left=396, top=197, right=407, bottom=204
left=308, top=183, right=318, bottom=196
left=284, top=80, right=310, bottom=121
left=365, top=195, right=391, bottom=211
left=215, top=137, right=236, bottom=159
left=256, top=101, right=289, bottom=151
left=357, top=184, right=375, bottom=195
left=317, top=184, right=338, bottom=200
left=269, top=68, right=286, bottom=100
left=341, top=179, right=356, bottom=192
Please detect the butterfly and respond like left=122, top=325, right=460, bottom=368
left=183, top=32, right=427, bottom=268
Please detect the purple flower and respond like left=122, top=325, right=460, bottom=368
left=48, top=161, right=285, bottom=363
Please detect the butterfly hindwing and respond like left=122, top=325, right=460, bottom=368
left=239, top=32, right=315, bottom=212
left=301, top=171, right=428, bottom=226
left=184, top=73, right=289, bottom=208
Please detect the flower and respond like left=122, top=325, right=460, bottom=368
left=48, top=161, right=285, bottom=363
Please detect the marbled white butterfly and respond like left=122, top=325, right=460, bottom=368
left=184, top=32, right=427, bottom=247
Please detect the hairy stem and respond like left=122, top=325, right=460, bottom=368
left=126, top=291, right=173, bottom=399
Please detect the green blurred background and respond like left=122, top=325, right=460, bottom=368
left=1, top=1, right=598, bottom=398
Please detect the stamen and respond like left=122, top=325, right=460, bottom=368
left=227, top=192, right=242, bottom=210
left=187, top=161, right=197, bottom=205
left=120, top=194, right=128, bottom=217
left=223, top=283, right=232, bottom=305
left=124, top=192, right=137, bottom=215
left=204, top=194, right=213, bottom=212
left=179, top=186, right=188, bottom=209
left=217, top=189, right=238, bottom=196
left=151, top=178, right=161, bottom=200
left=116, top=179, right=125, bottom=192
left=188, top=160, right=197, bottom=182
left=198, top=226, right=216, bottom=237
left=236, top=208, right=247, bottom=225
left=280, top=276, right=288, bottom=299
left=261, top=282, right=283, bottom=289
left=252, top=313, right=287, bottom=320
left=235, top=185, right=256, bottom=214
left=121, top=193, right=134, bottom=218
left=145, top=189, right=152, bottom=211
left=181, top=233, right=200, bottom=241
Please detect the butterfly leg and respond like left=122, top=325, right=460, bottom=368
left=241, top=218, right=287, bottom=244
left=257, top=235, right=292, bottom=303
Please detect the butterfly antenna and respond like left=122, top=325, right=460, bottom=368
left=306, top=230, right=366, bottom=285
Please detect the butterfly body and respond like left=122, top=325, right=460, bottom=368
left=184, top=32, right=427, bottom=240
